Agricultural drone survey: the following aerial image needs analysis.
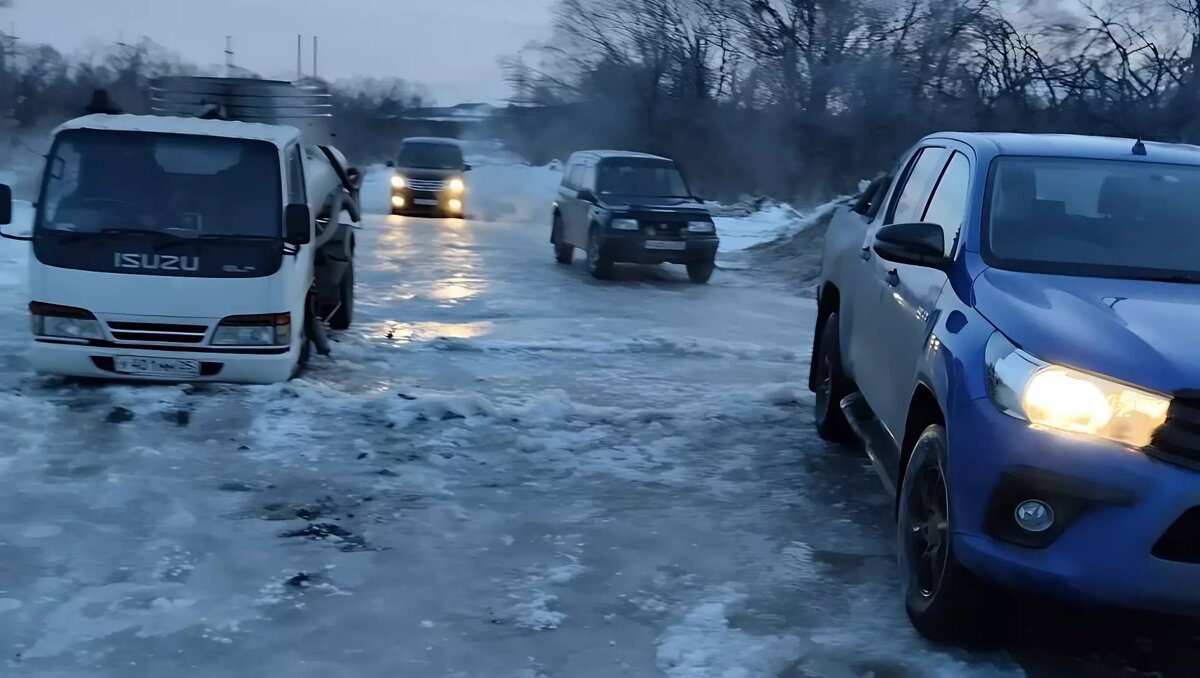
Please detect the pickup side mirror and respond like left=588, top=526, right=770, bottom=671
left=284, top=204, right=312, bottom=245
left=463, top=162, right=473, bottom=172
left=576, top=189, right=596, bottom=203
left=872, top=222, right=949, bottom=268
left=0, top=184, right=10, bottom=226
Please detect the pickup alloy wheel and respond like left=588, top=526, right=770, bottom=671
left=813, top=313, right=855, bottom=442
left=898, top=424, right=996, bottom=642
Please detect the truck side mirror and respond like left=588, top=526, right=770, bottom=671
left=284, top=204, right=312, bottom=245
left=0, top=184, right=11, bottom=226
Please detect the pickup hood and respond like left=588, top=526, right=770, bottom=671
left=974, top=268, right=1200, bottom=393
left=600, top=195, right=710, bottom=218
left=32, top=266, right=278, bottom=319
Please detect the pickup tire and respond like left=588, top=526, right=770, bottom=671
left=329, top=262, right=354, bottom=330
left=552, top=215, right=573, bottom=264
left=813, top=313, right=855, bottom=442
left=686, top=259, right=715, bottom=284
left=899, top=425, right=997, bottom=642
left=586, top=226, right=613, bottom=280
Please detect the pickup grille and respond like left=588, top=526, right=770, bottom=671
left=407, top=178, right=445, bottom=192
left=1147, top=392, right=1200, bottom=471
left=107, top=321, right=208, bottom=344
left=1153, top=506, right=1200, bottom=563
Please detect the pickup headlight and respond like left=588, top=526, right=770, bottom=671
left=30, top=302, right=103, bottom=340
left=985, top=332, right=1169, bottom=448
left=447, top=177, right=465, bottom=194
left=610, top=218, right=639, bottom=231
left=213, top=313, right=291, bottom=346
left=391, top=175, right=406, bottom=189
left=687, top=221, right=715, bottom=233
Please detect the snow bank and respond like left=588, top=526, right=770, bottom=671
left=715, top=197, right=850, bottom=253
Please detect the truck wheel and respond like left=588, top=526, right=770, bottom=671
left=899, top=425, right=998, bottom=642
left=687, top=259, right=715, bottom=284
left=586, top=226, right=613, bottom=280
left=813, top=313, right=855, bottom=442
left=552, top=215, right=573, bottom=264
left=329, top=262, right=354, bottom=330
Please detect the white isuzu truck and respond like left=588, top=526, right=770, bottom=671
left=0, top=77, right=362, bottom=383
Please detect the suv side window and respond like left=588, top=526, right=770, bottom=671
left=889, top=147, right=949, bottom=224
left=581, top=165, right=596, bottom=191
left=922, top=152, right=971, bottom=255
left=567, top=165, right=585, bottom=190
left=287, top=145, right=306, bottom=204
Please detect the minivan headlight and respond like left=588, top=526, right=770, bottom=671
left=391, top=175, right=406, bottom=189
left=985, top=332, right=1170, bottom=448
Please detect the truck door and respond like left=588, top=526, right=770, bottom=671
left=851, top=145, right=948, bottom=442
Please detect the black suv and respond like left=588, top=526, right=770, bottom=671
left=388, top=137, right=471, bottom=217
left=550, top=151, right=718, bottom=283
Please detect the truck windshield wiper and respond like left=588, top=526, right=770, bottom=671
left=1135, top=273, right=1200, bottom=284
left=153, top=233, right=284, bottom=251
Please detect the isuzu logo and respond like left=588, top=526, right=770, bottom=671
left=113, top=253, right=200, bottom=272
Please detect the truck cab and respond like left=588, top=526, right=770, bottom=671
left=0, top=82, right=360, bottom=384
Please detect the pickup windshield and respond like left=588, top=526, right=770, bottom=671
left=986, top=156, right=1200, bottom=279
left=596, top=160, right=690, bottom=198
left=397, top=141, right=464, bottom=169
left=36, top=129, right=283, bottom=239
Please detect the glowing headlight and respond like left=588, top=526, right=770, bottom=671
left=391, top=175, right=406, bottom=189
left=986, top=332, right=1170, bottom=448
left=447, top=177, right=465, bottom=194
left=610, top=218, right=639, bottom=231
left=687, top=221, right=715, bottom=233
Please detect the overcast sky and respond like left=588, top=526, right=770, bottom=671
left=2, top=0, right=556, bottom=104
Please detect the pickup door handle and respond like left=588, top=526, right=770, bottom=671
left=859, top=246, right=871, bottom=261
left=885, top=268, right=900, bottom=287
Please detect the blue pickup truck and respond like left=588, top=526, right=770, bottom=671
left=812, top=132, right=1200, bottom=641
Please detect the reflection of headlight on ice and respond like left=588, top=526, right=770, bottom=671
left=447, top=177, right=465, bottom=194
left=985, top=332, right=1170, bottom=448
left=391, top=175, right=406, bottom=189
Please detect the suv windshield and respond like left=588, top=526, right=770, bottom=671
left=596, top=160, right=690, bottom=198
left=986, top=156, right=1200, bottom=279
left=398, top=141, right=464, bottom=169
left=37, top=129, right=283, bottom=238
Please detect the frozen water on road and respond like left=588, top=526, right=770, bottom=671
left=0, top=156, right=1193, bottom=677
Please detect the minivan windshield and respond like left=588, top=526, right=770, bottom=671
left=596, top=160, right=691, bottom=198
left=397, top=141, right=464, bottom=169
left=986, top=156, right=1200, bottom=280
left=37, top=129, right=283, bottom=238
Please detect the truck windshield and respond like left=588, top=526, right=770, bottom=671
left=37, top=129, right=283, bottom=239
left=986, top=156, right=1200, bottom=279
left=596, top=161, right=690, bottom=198
left=397, top=142, right=464, bottom=169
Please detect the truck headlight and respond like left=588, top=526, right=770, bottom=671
left=213, top=313, right=291, bottom=346
left=687, top=221, right=715, bottom=233
left=30, top=302, right=103, bottom=340
left=610, top=218, right=639, bottom=231
left=985, top=332, right=1169, bottom=448
left=447, top=177, right=465, bottom=194
left=391, top=175, right=406, bottom=189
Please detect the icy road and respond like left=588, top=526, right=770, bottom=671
left=0, top=157, right=1197, bottom=677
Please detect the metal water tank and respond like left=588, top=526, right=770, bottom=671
left=149, top=76, right=334, bottom=145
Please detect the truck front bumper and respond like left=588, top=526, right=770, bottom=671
left=30, top=340, right=296, bottom=384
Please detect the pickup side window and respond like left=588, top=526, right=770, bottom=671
left=852, top=173, right=892, bottom=219
left=287, top=145, right=306, bottom=205
left=889, top=146, right=949, bottom=225
left=922, top=151, right=971, bottom=256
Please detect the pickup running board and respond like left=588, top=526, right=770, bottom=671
left=840, top=392, right=900, bottom=496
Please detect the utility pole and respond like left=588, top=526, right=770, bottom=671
left=312, top=36, right=318, bottom=80
left=224, top=36, right=234, bottom=77
left=296, top=34, right=302, bottom=80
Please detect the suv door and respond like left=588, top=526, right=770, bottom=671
left=849, top=145, right=949, bottom=439
left=557, top=163, right=582, bottom=246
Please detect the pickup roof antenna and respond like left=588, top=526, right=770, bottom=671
left=1132, top=136, right=1147, bottom=156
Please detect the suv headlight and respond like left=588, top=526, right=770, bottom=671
left=687, top=221, right=715, bottom=233
left=985, top=332, right=1169, bottom=448
left=213, top=313, right=291, bottom=346
left=30, top=302, right=103, bottom=340
left=609, top=218, right=639, bottom=231
left=391, top=175, right=406, bottom=189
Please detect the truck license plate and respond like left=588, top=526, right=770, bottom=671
left=414, top=199, right=439, bottom=206
left=645, top=240, right=686, bottom=251
left=113, top=356, right=200, bottom=377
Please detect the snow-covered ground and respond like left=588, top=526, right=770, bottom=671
left=0, top=147, right=1191, bottom=677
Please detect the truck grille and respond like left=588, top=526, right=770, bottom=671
left=407, top=178, right=445, bottom=192
left=1153, top=506, right=1200, bottom=563
left=1147, top=392, right=1200, bottom=471
left=107, top=321, right=208, bottom=344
